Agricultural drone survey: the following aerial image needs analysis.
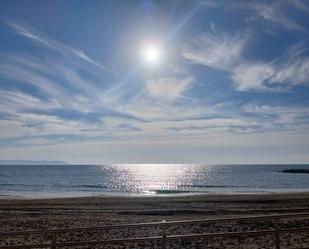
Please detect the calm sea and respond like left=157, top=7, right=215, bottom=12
left=0, top=164, right=309, bottom=198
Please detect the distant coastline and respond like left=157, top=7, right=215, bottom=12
left=0, top=160, right=68, bottom=165
left=281, top=169, right=309, bottom=173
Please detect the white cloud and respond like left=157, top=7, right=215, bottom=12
left=250, top=3, right=305, bottom=32
left=232, top=62, right=276, bottom=91
left=183, top=28, right=309, bottom=92
left=0, top=90, right=61, bottom=114
left=286, top=0, right=309, bottom=13
left=0, top=52, right=119, bottom=116
left=244, top=104, right=309, bottom=131
left=274, top=59, right=309, bottom=87
left=210, top=22, right=215, bottom=32
left=1, top=18, right=115, bottom=74
left=0, top=109, right=142, bottom=143
left=231, top=44, right=309, bottom=91
left=182, top=32, right=248, bottom=70
left=199, top=0, right=220, bottom=8
left=145, top=77, right=193, bottom=101
left=0, top=57, right=62, bottom=96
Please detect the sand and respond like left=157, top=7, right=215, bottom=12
left=1, top=193, right=309, bottom=248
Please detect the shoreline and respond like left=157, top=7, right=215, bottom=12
left=1, top=192, right=309, bottom=210
left=1, top=190, right=309, bottom=200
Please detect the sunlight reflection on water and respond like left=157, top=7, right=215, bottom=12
left=100, top=164, right=211, bottom=194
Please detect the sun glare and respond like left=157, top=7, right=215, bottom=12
left=143, top=45, right=161, bottom=64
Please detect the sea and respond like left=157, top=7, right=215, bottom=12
left=0, top=164, right=309, bottom=198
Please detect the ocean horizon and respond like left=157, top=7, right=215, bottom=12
left=1, top=164, right=309, bottom=198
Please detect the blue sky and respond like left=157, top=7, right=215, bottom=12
left=0, top=0, right=309, bottom=164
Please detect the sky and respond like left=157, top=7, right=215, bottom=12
left=0, top=0, right=309, bottom=164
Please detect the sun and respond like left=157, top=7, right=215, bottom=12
left=143, top=45, right=161, bottom=64
left=145, top=47, right=159, bottom=62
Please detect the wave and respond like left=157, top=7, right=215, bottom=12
left=149, top=189, right=194, bottom=194
left=73, top=184, right=109, bottom=189
left=0, top=183, right=45, bottom=187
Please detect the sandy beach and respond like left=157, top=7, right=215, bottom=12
left=1, top=193, right=309, bottom=248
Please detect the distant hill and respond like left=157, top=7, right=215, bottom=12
left=0, top=160, right=68, bottom=165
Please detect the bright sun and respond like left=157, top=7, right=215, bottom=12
left=143, top=45, right=161, bottom=64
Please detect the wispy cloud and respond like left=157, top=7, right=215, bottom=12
left=0, top=52, right=144, bottom=145
left=0, top=90, right=61, bottom=114
left=249, top=2, right=306, bottom=32
left=0, top=53, right=113, bottom=107
left=145, top=77, right=193, bottom=101
left=199, top=0, right=221, bottom=8
left=232, top=44, right=309, bottom=91
left=1, top=17, right=115, bottom=74
left=288, top=0, right=309, bottom=13
left=0, top=95, right=144, bottom=144
left=0, top=55, right=65, bottom=96
left=182, top=32, right=248, bottom=70
left=232, top=62, right=276, bottom=91
left=244, top=104, right=309, bottom=131
left=183, top=28, right=309, bottom=92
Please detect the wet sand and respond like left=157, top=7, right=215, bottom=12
left=1, top=193, right=309, bottom=248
